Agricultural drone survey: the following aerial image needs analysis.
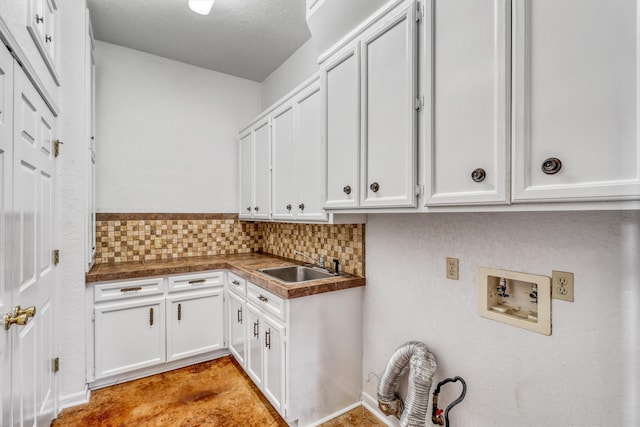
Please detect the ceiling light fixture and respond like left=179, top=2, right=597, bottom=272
left=188, top=0, right=214, bottom=15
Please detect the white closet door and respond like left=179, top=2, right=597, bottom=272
left=12, top=63, right=56, bottom=427
left=0, top=44, right=14, bottom=427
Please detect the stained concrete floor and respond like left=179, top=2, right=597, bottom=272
left=53, top=356, right=385, bottom=426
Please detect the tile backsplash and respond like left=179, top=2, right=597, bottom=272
left=95, top=214, right=365, bottom=276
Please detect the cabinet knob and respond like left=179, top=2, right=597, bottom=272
left=471, top=168, right=486, bottom=183
left=541, top=157, right=562, bottom=175
left=254, top=206, right=259, bottom=212
left=343, top=185, right=351, bottom=195
left=286, top=204, right=292, bottom=211
left=36, top=14, right=43, bottom=23
left=369, top=182, right=380, bottom=193
left=298, top=203, right=305, bottom=211
left=45, top=35, right=52, bottom=43
left=246, top=206, right=251, bottom=212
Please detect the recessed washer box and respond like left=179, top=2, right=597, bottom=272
left=478, top=267, right=551, bottom=335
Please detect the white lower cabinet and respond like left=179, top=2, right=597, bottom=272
left=166, top=289, right=224, bottom=361
left=94, top=296, right=166, bottom=379
left=227, top=290, right=247, bottom=366
left=246, top=301, right=286, bottom=413
left=235, top=281, right=363, bottom=427
left=92, top=271, right=226, bottom=385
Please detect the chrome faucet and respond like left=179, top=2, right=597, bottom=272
left=293, top=250, right=325, bottom=269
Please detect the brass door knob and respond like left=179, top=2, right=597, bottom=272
left=15, top=306, right=36, bottom=318
left=4, top=312, right=28, bottom=330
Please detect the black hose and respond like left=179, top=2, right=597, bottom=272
left=431, top=376, right=467, bottom=427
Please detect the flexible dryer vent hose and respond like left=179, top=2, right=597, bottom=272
left=377, top=341, right=437, bottom=427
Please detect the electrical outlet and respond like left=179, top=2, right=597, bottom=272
left=446, top=257, right=459, bottom=280
left=552, top=270, right=574, bottom=302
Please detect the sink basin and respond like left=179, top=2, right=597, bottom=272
left=258, top=265, right=336, bottom=284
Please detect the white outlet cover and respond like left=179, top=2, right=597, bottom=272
left=478, top=267, right=551, bottom=335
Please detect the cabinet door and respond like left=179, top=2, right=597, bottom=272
left=360, top=1, right=418, bottom=208
left=166, top=290, right=224, bottom=362
left=228, top=291, right=246, bottom=367
left=262, top=314, right=286, bottom=413
left=323, top=43, right=360, bottom=209
left=512, top=0, right=640, bottom=202
left=239, top=131, right=253, bottom=219
left=271, top=104, right=296, bottom=220
left=425, top=0, right=510, bottom=206
left=246, top=303, right=263, bottom=387
left=253, top=119, right=271, bottom=219
left=295, top=81, right=328, bottom=221
left=94, top=297, right=165, bottom=379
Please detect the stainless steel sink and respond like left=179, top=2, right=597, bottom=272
left=258, top=265, right=336, bottom=284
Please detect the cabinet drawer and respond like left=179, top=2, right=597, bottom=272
left=228, top=272, right=247, bottom=297
left=247, top=282, right=286, bottom=322
left=168, top=271, right=224, bottom=293
left=94, top=277, right=165, bottom=303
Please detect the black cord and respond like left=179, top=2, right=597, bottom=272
left=432, top=376, right=467, bottom=427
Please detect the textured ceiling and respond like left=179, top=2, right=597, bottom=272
left=86, top=0, right=312, bottom=82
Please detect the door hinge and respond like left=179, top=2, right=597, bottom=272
left=53, top=139, right=63, bottom=157
left=92, top=312, right=95, bottom=321
left=416, top=1, right=423, bottom=22
left=415, top=184, right=420, bottom=197
left=53, top=249, right=60, bottom=265
left=414, top=97, right=423, bottom=111
left=53, top=357, right=60, bottom=373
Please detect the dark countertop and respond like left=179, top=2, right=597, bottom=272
left=86, top=253, right=365, bottom=299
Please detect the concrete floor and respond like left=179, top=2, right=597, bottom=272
left=53, top=356, right=385, bottom=426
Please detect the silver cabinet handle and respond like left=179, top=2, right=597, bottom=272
left=286, top=204, right=292, bottom=211
left=237, top=307, right=243, bottom=324
left=188, top=279, right=206, bottom=284
left=232, top=280, right=241, bottom=286
left=370, top=182, right=380, bottom=192
left=253, top=320, right=259, bottom=337
left=258, top=295, right=268, bottom=303
left=471, top=168, right=486, bottom=183
left=343, top=185, right=351, bottom=195
left=542, top=158, right=562, bottom=175
left=265, top=329, right=271, bottom=349
left=298, top=203, right=305, bottom=211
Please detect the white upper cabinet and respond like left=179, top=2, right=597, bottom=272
left=323, top=43, right=360, bottom=209
left=272, top=79, right=327, bottom=222
left=322, top=0, right=419, bottom=210
left=512, top=0, right=640, bottom=202
left=425, top=0, right=510, bottom=206
left=238, top=117, right=271, bottom=220
left=26, top=0, right=59, bottom=82
left=272, top=104, right=296, bottom=220
left=253, top=119, right=271, bottom=218
left=295, top=82, right=327, bottom=221
left=360, top=1, right=418, bottom=208
left=239, top=131, right=254, bottom=219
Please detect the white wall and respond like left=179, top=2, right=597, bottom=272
left=95, top=41, right=261, bottom=213
left=363, top=211, right=639, bottom=426
left=260, top=38, right=319, bottom=110
left=57, top=0, right=90, bottom=407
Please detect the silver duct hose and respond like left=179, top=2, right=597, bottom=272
left=377, top=341, right=437, bottom=427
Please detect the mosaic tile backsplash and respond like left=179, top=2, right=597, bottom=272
left=95, top=214, right=365, bottom=276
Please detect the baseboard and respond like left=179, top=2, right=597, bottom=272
left=302, top=401, right=362, bottom=427
left=58, top=385, right=91, bottom=412
left=361, top=391, right=399, bottom=427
